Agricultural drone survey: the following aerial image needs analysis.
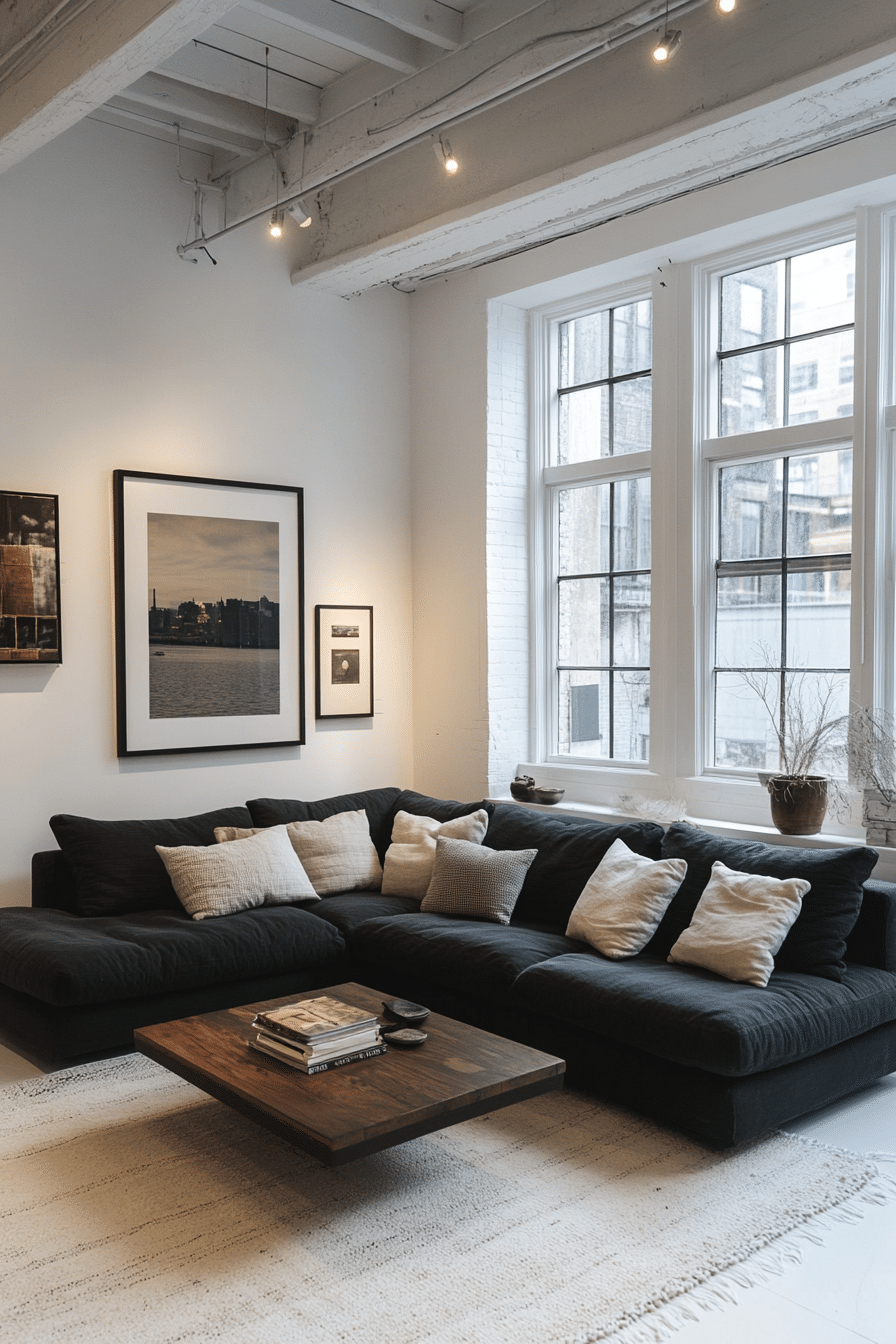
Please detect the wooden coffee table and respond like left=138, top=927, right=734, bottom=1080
left=135, top=982, right=565, bottom=1166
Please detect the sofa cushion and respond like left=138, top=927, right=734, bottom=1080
left=421, top=837, right=536, bottom=924
left=482, top=805, right=664, bottom=928
left=0, top=906, right=346, bottom=1007
left=511, top=951, right=896, bottom=1076
left=385, top=790, right=496, bottom=832
left=382, top=809, right=490, bottom=899
left=566, top=839, right=687, bottom=959
left=245, top=788, right=401, bottom=862
left=49, top=806, right=255, bottom=917
left=654, top=825, right=878, bottom=981
left=158, top=826, right=318, bottom=919
left=306, top=893, right=421, bottom=938
left=668, top=861, right=809, bottom=987
left=351, top=912, right=583, bottom=1003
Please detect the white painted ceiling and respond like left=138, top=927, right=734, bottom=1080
left=91, top=0, right=485, bottom=175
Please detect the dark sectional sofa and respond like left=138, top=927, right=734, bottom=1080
left=1, top=784, right=895, bottom=1149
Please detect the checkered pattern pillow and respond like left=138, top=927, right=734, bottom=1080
left=421, top=837, right=537, bottom=925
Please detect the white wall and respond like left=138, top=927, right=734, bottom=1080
left=0, top=116, right=413, bottom=906
left=409, top=121, right=896, bottom=806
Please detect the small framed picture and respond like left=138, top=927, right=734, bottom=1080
left=114, top=470, right=304, bottom=756
left=315, top=605, right=373, bottom=718
left=0, top=490, right=61, bottom=664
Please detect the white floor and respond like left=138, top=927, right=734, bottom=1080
left=1, top=1044, right=894, bottom=1343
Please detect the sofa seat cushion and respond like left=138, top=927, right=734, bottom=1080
left=0, top=906, right=346, bottom=1007
left=511, top=952, right=896, bottom=1077
left=350, top=912, right=583, bottom=1002
left=483, top=805, right=664, bottom=928
left=307, top=893, right=420, bottom=938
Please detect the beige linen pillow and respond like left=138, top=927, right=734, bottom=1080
left=282, top=809, right=383, bottom=895
left=382, top=809, right=490, bottom=899
left=565, top=838, right=687, bottom=959
left=668, top=860, right=810, bottom=987
left=421, top=836, right=536, bottom=925
left=214, top=824, right=318, bottom=904
left=156, top=826, right=317, bottom=920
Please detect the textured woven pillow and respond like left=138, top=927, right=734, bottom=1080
left=281, top=809, right=383, bottom=894
left=421, top=836, right=537, bottom=925
left=667, top=860, right=810, bottom=987
left=382, top=809, right=490, bottom=900
left=156, top=826, right=318, bottom=920
left=214, top=825, right=318, bottom=904
left=566, top=838, right=688, bottom=959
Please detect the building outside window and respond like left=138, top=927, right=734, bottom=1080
left=549, top=300, right=652, bottom=762
left=711, top=240, right=855, bottom=774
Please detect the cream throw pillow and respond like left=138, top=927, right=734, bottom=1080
left=157, top=826, right=317, bottom=920
left=566, top=838, right=687, bottom=959
left=284, top=809, right=382, bottom=894
left=668, top=860, right=810, bottom=987
left=382, top=809, right=490, bottom=899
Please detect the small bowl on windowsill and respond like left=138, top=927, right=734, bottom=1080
left=531, top=787, right=565, bottom=806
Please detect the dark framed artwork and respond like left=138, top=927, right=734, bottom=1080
left=315, top=605, right=373, bottom=718
left=113, top=470, right=304, bottom=756
left=0, top=491, right=61, bottom=663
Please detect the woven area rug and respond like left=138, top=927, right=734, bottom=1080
left=0, top=1055, right=887, bottom=1344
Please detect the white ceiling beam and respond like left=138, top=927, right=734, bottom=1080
left=341, top=0, right=462, bottom=51
left=120, top=71, right=295, bottom=141
left=160, top=41, right=321, bottom=121
left=100, top=97, right=267, bottom=153
left=244, top=0, right=423, bottom=74
left=0, top=0, right=235, bottom=174
left=223, top=0, right=706, bottom=216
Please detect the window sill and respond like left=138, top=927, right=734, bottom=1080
left=490, top=794, right=895, bottom=881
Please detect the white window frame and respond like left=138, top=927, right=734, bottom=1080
left=530, top=278, right=655, bottom=772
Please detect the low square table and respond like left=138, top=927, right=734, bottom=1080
left=135, top=982, right=565, bottom=1166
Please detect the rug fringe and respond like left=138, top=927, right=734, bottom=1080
left=570, top=1161, right=895, bottom=1344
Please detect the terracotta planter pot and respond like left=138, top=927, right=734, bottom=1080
left=766, top=775, right=828, bottom=835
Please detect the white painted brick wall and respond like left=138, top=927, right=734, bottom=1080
left=486, top=300, right=530, bottom=796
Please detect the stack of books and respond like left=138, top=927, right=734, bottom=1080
left=250, top=995, right=386, bottom=1074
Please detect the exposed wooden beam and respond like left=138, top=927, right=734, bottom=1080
left=159, top=42, right=321, bottom=122
left=120, top=71, right=296, bottom=142
left=244, top=0, right=423, bottom=74
left=0, top=0, right=235, bottom=173
left=343, top=0, right=463, bottom=51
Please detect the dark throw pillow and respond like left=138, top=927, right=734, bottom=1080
left=245, top=788, right=401, bottom=862
left=49, top=806, right=254, bottom=917
left=656, top=823, right=878, bottom=981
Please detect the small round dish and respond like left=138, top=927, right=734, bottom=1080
left=532, top=787, right=565, bottom=805
left=381, top=998, right=430, bottom=1023
left=382, top=1027, right=427, bottom=1047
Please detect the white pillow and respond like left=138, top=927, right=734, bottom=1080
left=282, top=809, right=383, bottom=895
left=667, top=860, right=810, bottom=987
left=382, top=809, right=490, bottom=899
left=156, top=826, right=317, bottom=920
left=566, top=838, right=687, bottom=959
left=214, top=825, right=318, bottom=905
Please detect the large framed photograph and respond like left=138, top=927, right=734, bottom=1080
left=0, top=490, right=61, bottom=663
left=315, top=605, right=373, bottom=718
left=114, top=470, right=304, bottom=756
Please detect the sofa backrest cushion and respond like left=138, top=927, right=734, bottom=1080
left=385, top=790, right=496, bottom=831
left=246, top=788, right=401, bottom=862
left=655, top=823, right=879, bottom=981
left=483, top=804, right=664, bottom=927
left=49, top=806, right=255, bottom=917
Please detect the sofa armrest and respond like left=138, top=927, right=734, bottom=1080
left=31, top=851, right=80, bottom=913
left=845, top=880, right=896, bottom=971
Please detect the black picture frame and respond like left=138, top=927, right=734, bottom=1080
left=113, top=469, right=304, bottom=757
left=315, top=605, right=373, bottom=718
left=0, top=490, right=62, bottom=664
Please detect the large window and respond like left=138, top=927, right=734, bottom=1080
left=548, top=300, right=652, bottom=762
left=711, top=239, right=855, bottom=775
